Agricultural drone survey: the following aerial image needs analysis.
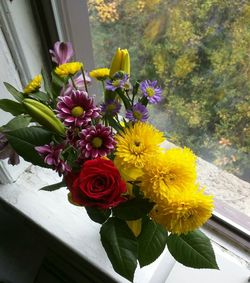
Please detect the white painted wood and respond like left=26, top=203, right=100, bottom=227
left=0, top=0, right=46, bottom=183
left=165, top=245, right=250, bottom=283
left=0, top=165, right=176, bottom=283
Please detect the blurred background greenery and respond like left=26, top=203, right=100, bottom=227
left=87, top=0, right=250, bottom=182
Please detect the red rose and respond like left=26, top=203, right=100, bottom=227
left=66, top=158, right=127, bottom=209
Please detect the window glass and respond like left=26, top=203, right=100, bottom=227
left=87, top=1, right=250, bottom=217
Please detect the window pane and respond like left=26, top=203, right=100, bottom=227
left=87, top=1, right=250, bottom=218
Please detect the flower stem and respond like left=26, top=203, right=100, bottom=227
left=70, top=77, right=77, bottom=90
left=81, top=67, right=89, bottom=93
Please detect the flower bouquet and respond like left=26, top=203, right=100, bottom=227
left=0, top=42, right=218, bottom=282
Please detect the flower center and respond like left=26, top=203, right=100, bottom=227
left=71, top=106, right=84, bottom=117
left=107, top=104, right=116, bottom=112
left=92, top=137, right=103, bottom=148
left=146, top=87, right=155, bottom=97
left=112, top=80, right=120, bottom=87
left=133, top=111, right=142, bottom=120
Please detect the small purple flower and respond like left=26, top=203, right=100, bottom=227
left=49, top=41, right=74, bottom=65
left=57, top=90, right=100, bottom=127
left=140, top=80, right=162, bottom=104
left=106, top=74, right=129, bottom=92
left=0, top=133, right=20, bottom=165
left=126, top=103, right=149, bottom=122
left=78, top=124, right=116, bottom=159
left=100, top=100, right=121, bottom=116
left=35, top=143, right=71, bottom=176
left=60, top=73, right=91, bottom=96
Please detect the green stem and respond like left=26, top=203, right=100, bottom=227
left=70, top=77, right=77, bottom=90
left=81, top=67, right=89, bottom=93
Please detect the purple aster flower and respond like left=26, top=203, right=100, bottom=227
left=100, top=100, right=121, bottom=116
left=126, top=103, right=149, bottom=122
left=78, top=124, right=116, bottom=159
left=0, top=133, right=20, bottom=165
left=49, top=41, right=74, bottom=65
left=57, top=90, right=100, bottom=127
left=60, top=73, right=91, bottom=96
left=106, top=74, right=129, bottom=92
left=35, top=143, right=71, bottom=176
left=140, top=80, right=162, bottom=104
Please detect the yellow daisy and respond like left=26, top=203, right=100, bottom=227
left=55, top=62, right=83, bottom=77
left=139, top=147, right=197, bottom=200
left=115, top=122, right=165, bottom=168
left=23, top=74, right=42, bottom=94
left=150, top=188, right=214, bottom=235
left=89, top=68, right=110, bottom=80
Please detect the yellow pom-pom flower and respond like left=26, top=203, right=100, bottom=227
left=89, top=68, right=110, bottom=80
left=115, top=122, right=164, bottom=168
left=23, top=74, right=42, bottom=94
left=140, top=147, right=197, bottom=200
left=55, top=62, right=83, bottom=77
left=150, top=188, right=214, bottom=235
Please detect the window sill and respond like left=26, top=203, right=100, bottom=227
left=0, top=163, right=249, bottom=283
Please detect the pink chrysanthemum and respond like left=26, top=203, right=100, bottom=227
left=56, top=90, right=100, bottom=127
left=78, top=124, right=116, bottom=159
left=35, top=143, right=71, bottom=176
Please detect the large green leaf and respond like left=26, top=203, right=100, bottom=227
left=4, top=82, right=23, bottom=102
left=167, top=230, right=219, bottom=269
left=85, top=206, right=111, bottom=224
left=113, top=198, right=155, bottom=220
left=6, top=127, right=53, bottom=167
left=138, top=218, right=168, bottom=267
left=2, top=115, right=31, bottom=131
left=100, top=217, right=138, bottom=282
left=0, top=99, right=25, bottom=116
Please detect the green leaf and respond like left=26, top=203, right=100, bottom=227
left=138, top=218, right=168, bottom=267
left=0, top=99, right=25, bottom=116
left=106, top=116, right=123, bottom=132
left=100, top=217, right=138, bottom=282
left=113, top=197, right=155, bottom=220
left=40, top=180, right=65, bottom=191
left=117, top=89, right=131, bottom=109
left=41, top=68, right=53, bottom=99
left=139, top=96, right=148, bottom=107
left=85, top=206, right=111, bottom=224
left=4, top=82, right=24, bottom=102
left=6, top=126, right=53, bottom=167
left=27, top=91, right=50, bottom=103
left=51, top=71, right=66, bottom=101
left=167, top=230, right=219, bottom=269
left=2, top=115, right=31, bottom=131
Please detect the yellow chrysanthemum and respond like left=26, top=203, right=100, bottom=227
left=140, top=147, right=197, bottom=201
left=55, top=62, right=83, bottom=77
left=150, top=188, right=213, bottom=235
left=23, top=74, right=42, bottom=94
left=89, top=68, right=110, bottom=80
left=115, top=122, right=165, bottom=168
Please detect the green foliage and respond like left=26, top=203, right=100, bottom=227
left=85, top=206, right=111, bottom=224
left=88, top=0, right=250, bottom=181
left=40, top=180, right=66, bottom=192
left=167, top=230, right=219, bottom=269
left=100, top=217, right=138, bottom=282
left=138, top=217, right=168, bottom=267
left=6, top=126, right=53, bottom=167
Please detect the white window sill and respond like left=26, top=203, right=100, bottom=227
left=0, top=165, right=249, bottom=283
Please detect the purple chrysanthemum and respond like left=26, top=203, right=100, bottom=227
left=57, top=90, right=100, bottom=127
left=35, top=143, right=71, bottom=176
left=100, top=100, right=121, bottom=116
left=49, top=41, right=74, bottom=65
left=106, top=74, right=129, bottom=92
left=60, top=73, right=91, bottom=96
left=140, top=80, right=162, bottom=104
left=126, top=103, right=149, bottom=122
left=78, top=124, right=116, bottom=159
